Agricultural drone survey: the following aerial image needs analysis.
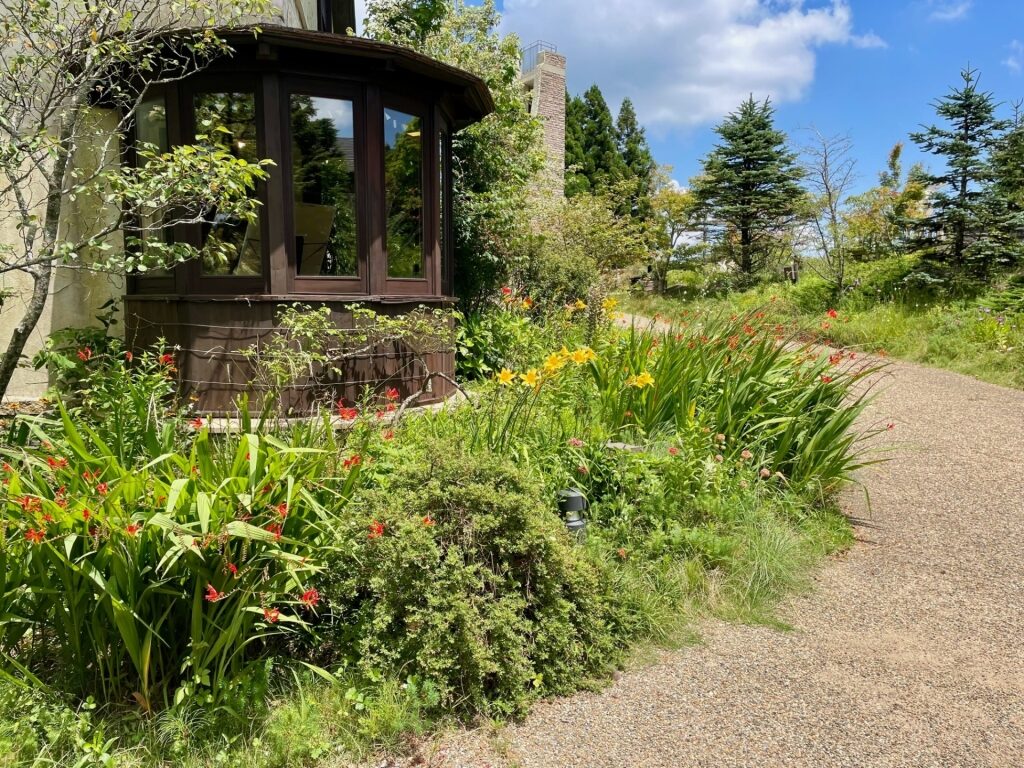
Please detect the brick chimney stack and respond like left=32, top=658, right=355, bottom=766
left=520, top=42, right=566, bottom=195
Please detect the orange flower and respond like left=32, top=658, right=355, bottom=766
left=204, top=584, right=222, bottom=602
left=276, top=502, right=289, bottom=518
left=826, top=308, right=838, bottom=319
left=263, top=607, right=280, bottom=623
left=338, top=405, right=359, bottom=420
left=386, top=387, right=400, bottom=401
left=300, top=588, right=320, bottom=608
left=125, top=523, right=141, bottom=536
left=77, top=347, right=92, bottom=362
left=343, top=454, right=362, bottom=470
left=24, top=529, right=45, bottom=544
left=422, top=515, right=436, bottom=527
left=820, top=375, right=833, bottom=383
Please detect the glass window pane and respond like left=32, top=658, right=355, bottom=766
left=194, top=91, right=262, bottom=277
left=290, top=95, right=358, bottom=277
left=135, top=93, right=171, bottom=271
left=384, top=108, right=423, bottom=279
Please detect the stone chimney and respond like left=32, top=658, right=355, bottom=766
left=520, top=41, right=566, bottom=195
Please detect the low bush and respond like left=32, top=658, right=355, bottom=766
left=321, top=441, right=617, bottom=717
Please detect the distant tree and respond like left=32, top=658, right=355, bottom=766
left=651, top=180, right=703, bottom=293
left=801, top=130, right=857, bottom=296
left=692, top=96, right=805, bottom=276
left=910, top=67, right=1009, bottom=276
left=616, top=98, right=656, bottom=219
left=565, top=91, right=590, bottom=197
left=845, top=143, right=928, bottom=262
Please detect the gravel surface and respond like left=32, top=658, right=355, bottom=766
left=430, top=356, right=1024, bottom=767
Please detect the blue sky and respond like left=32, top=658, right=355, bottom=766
left=358, top=1, right=1024, bottom=193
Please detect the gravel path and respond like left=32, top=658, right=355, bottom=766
left=434, top=356, right=1024, bottom=767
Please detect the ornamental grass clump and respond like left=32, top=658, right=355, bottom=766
left=0, top=406, right=360, bottom=711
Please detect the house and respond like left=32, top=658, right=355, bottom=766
left=0, top=0, right=493, bottom=412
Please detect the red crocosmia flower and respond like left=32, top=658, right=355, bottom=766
left=2, top=463, right=12, bottom=473
left=743, top=324, right=756, bottom=336
left=422, top=516, right=436, bottom=527
left=25, top=529, right=45, bottom=544
left=265, top=523, right=282, bottom=541
left=96, top=482, right=108, bottom=495
left=300, top=588, right=320, bottom=608
left=82, top=508, right=91, bottom=520
left=616, top=548, right=627, bottom=560
left=577, top=464, right=589, bottom=475
left=263, top=607, right=280, bottom=623
left=375, top=409, right=385, bottom=420
left=829, top=353, right=842, bottom=366
left=826, top=309, right=838, bottom=319
left=381, top=430, right=395, bottom=441
left=190, top=417, right=204, bottom=429
left=19, top=495, right=41, bottom=513
left=46, top=456, right=68, bottom=469
left=501, top=286, right=512, bottom=296
left=159, top=353, right=174, bottom=366
left=668, top=447, right=679, bottom=456
left=41, top=513, right=54, bottom=523
left=337, top=406, right=359, bottom=420
left=276, top=502, right=289, bottom=518
left=343, top=455, right=362, bottom=470
left=204, top=584, right=222, bottom=602
left=124, top=351, right=133, bottom=363
left=261, top=484, right=273, bottom=495
left=368, top=520, right=385, bottom=539
left=386, top=387, right=400, bottom=401
left=820, top=375, right=834, bottom=384
left=385, top=403, right=397, bottom=413
left=77, top=347, right=92, bottom=362
left=125, top=523, right=141, bottom=536
left=227, top=563, right=238, bottom=577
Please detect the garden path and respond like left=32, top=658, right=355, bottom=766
left=436, top=337, right=1024, bottom=767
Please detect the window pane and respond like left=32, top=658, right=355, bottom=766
left=290, top=95, right=358, bottom=277
left=384, top=108, right=423, bottom=279
left=194, top=91, right=262, bottom=276
left=135, top=93, right=170, bottom=271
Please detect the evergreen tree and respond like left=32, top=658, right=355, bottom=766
left=565, top=91, right=590, bottom=197
left=909, top=67, right=1009, bottom=275
left=577, top=84, right=626, bottom=194
left=982, top=106, right=1024, bottom=269
left=616, top=97, right=656, bottom=219
left=692, top=96, right=804, bottom=275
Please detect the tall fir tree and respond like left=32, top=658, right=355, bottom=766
left=565, top=91, right=590, bottom=197
left=616, top=97, right=656, bottom=219
left=909, top=67, right=1009, bottom=275
left=692, top=96, right=804, bottom=275
left=577, top=84, right=626, bottom=194
left=982, top=106, right=1024, bottom=269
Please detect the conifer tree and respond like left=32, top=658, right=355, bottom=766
left=565, top=91, right=590, bottom=197
left=910, top=67, right=1009, bottom=275
left=577, top=85, right=626, bottom=193
left=982, top=106, right=1024, bottom=269
left=692, top=96, right=804, bottom=275
left=616, top=97, right=656, bottom=219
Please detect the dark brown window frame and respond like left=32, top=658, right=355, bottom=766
left=281, top=76, right=368, bottom=296
left=126, top=45, right=466, bottom=304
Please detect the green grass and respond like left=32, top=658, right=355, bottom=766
left=623, top=263, right=1024, bottom=390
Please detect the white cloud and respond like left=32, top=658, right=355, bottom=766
left=1005, top=40, right=1024, bottom=74
left=926, top=1, right=972, bottom=22
left=501, top=0, right=882, bottom=129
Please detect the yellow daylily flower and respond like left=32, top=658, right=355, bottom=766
left=602, top=297, right=619, bottom=312
left=573, top=299, right=587, bottom=311
left=627, top=371, right=655, bottom=389
left=543, top=353, right=567, bottom=374
left=496, top=368, right=516, bottom=386
left=520, top=369, right=541, bottom=388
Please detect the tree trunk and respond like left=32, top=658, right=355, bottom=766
left=740, top=227, right=753, bottom=274
left=0, top=264, right=53, bottom=399
left=0, top=120, right=73, bottom=401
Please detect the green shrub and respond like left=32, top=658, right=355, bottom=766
left=321, top=441, right=617, bottom=717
